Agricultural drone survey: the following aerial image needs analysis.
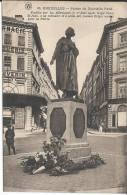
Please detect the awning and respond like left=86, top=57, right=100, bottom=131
left=3, top=93, right=48, bottom=107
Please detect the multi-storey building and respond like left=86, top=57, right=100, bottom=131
left=81, top=18, right=127, bottom=132
left=3, top=15, right=58, bottom=131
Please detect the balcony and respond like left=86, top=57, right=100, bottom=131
left=113, top=71, right=127, bottom=79
left=117, top=94, right=127, bottom=99
left=109, top=97, right=127, bottom=104
left=119, top=42, right=127, bottom=48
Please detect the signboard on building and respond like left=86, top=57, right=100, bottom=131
left=3, top=71, right=26, bottom=79
left=2, top=25, right=26, bottom=34
left=3, top=45, right=26, bottom=54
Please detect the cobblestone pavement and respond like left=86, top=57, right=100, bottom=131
left=3, top=131, right=127, bottom=192
left=3, top=131, right=46, bottom=156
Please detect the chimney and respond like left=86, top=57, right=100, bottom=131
left=15, top=15, right=24, bottom=21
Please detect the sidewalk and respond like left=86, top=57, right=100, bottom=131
left=3, top=128, right=127, bottom=139
left=3, top=129, right=46, bottom=140
left=87, top=128, right=127, bottom=137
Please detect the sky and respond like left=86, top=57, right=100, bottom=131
left=2, top=1, right=127, bottom=92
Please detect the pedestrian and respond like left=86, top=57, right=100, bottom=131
left=42, top=112, right=47, bottom=133
left=102, top=121, right=106, bottom=133
left=99, top=121, right=103, bottom=132
left=31, top=125, right=34, bottom=132
left=5, top=124, right=16, bottom=155
left=99, top=124, right=103, bottom=132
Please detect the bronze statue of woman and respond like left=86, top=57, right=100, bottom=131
left=50, top=27, right=79, bottom=98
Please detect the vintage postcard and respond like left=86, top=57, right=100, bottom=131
left=2, top=0, right=127, bottom=193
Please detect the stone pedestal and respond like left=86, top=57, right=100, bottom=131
left=47, top=98, right=91, bottom=161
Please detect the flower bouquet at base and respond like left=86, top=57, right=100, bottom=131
left=20, top=136, right=105, bottom=176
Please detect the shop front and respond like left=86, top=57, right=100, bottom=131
left=3, top=93, right=47, bottom=131
left=117, top=105, right=127, bottom=131
left=3, top=107, right=14, bottom=132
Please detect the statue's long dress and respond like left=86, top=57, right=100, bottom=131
left=52, top=37, right=79, bottom=95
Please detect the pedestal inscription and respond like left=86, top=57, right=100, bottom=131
left=73, top=108, right=85, bottom=138
left=50, top=107, right=66, bottom=137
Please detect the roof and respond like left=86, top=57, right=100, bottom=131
left=2, top=16, right=35, bottom=28
left=97, top=18, right=127, bottom=53
left=2, top=16, right=44, bottom=53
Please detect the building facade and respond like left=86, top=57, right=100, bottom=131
left=3, top=15, right=58, bottom=131
left=81, top=18, right=127, bottom=132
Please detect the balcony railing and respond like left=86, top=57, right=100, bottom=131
left=119, top=42, right=127, bottom=48
left=117, top=94, right=127, bottom=99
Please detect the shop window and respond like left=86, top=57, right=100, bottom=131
left=118, top=55, right=127, bottom=72
left=112, top=114, right=116, bottom=127
left=15, top=107, right=25, bottom=129
left=4, top=33, right=12, bottom=45
left=117, top=105, right=127, bottom=127
left=4, top=55, right=11, bottom=70
left=119, top=32, right=127, bottom=47
left=18, top=36, right=25, bottom=47
left=17, top=57, right=24, bottom=70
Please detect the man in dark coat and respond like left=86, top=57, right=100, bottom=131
left=5, top=125, right=16, bottom=155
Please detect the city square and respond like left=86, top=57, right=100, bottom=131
left=3, top=130, right=127, bottom=192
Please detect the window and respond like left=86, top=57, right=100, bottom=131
left=117, top=105, right=127, bottom=127
left=4, top=34, right=12, bottom=45
left=4, top=56, right=11, bottom=70
left=119, top=32, right=127, bottom=47
left=119, top=55, right=127, bottom=72
left=104, top=64, right=106, bottom=79
left=18, top=36, right=25, bottom=47
left=104, top=45, right=107, bottom=59
left=15, top=108, right=25, bottom=129
left=117, top=81, right=127, bottom=98
left=112, top=114, right=116, bottom=127
left=17, top=57, right=24, bottom=70
left=118, top=105, right=127, bottom=112
left=18, top=84, right=25, bottom=94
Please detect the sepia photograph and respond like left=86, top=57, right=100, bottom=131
left=2, top=0, right=127, bottom=193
